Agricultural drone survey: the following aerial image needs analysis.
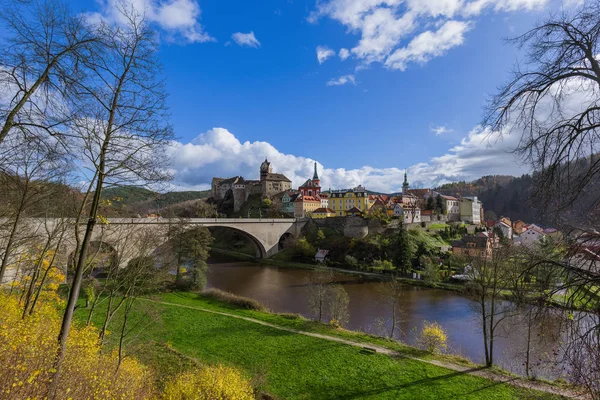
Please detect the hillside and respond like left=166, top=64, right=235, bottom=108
left=101, top=186, right=211, bottom=216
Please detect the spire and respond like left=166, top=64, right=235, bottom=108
left=313, top=161, right=319, bottom=180
left=402, top=169, right=410, bottom=194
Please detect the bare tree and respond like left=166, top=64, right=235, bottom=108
left=465, top=248, right=514, bottom=367
left=0, top=132, right=68, bottom=283
left=484, top=3, right=600, bottom=393
left=50, top=8, right=173, bottom=396
left=307, top=271, right=332, bottom=322
left=484, top=1, right=600, bottom=215
left=378, top=278, right=404, bottom=338
left=325, top=283, right=350, bottom=327
left=0, top=0, right=96, bottom=145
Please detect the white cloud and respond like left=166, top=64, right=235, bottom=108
left=326, top=74, right=356, bottom=86
left=88, top=0, right=214, bottom=43
left=431, top=125, right=453, bottom=135
left=339, top=48, right=351, bottom=60
left=316, top=45, right=336, bottom=64
left=310, top=0, right=548, bottom=72
left=167, top=126, right=528, bottom=192
left=231, top=31, right=261, bottom=48
left=385, top=20, right=472, bottom=70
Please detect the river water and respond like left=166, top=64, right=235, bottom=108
left=206, top=260, right=566, bottom=379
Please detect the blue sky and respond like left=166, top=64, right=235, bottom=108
left=77, top=0, right=581, bottom=192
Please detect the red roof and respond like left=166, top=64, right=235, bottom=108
left=485, top=220, right=496, bottom=228
left=421, top=209, right=433, bottom=215
left=441, top=195, right=457, bottom=201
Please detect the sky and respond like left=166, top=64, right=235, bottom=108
left=76, top=0, right=583, bottom=193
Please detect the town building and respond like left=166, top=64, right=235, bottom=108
left=516, top=225, right=546, bottom=247
left=298, top=162, right=321, bottom=197
left=312, top=208, right=337, bottom=219
left=294, top=194, right=320, bottom=218
left=319, top=192, right=329, bottom=209
left=279, top=191, right=297, bottom=215
left=441, top=195, right=460, bottom=220
left=329, top=185, right=369, bottom=216
left=494, top=218, right=513, bottom=239
left=345, top=207, right=364, bottom=217
left=459, top=196, right=482, bottom=224
left=451, top=235, right=492, bottom=259
left=512, top=220, right=527, bottom=234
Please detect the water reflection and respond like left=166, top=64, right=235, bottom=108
left=206, top=260, right=565, bottom=379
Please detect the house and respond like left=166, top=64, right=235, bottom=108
left=451, top=235, right=492, bottom=259
left=319, top=192, right=329, bottom=209
left=516, top=225, right=546, bottom=247
left=459, top=196, right=482, bottom=224
left=392, top=203, right=404, bottom=217
left=345, top=206, right=364, bottom=217
left=421, top=209, right=433, bottom=222
left=315, top=249, right=329, bottom=263
left=293, top=194, right=320, bottom=218
left=512, top=220, right=527, bottom=234
left=329, top=185, right=369, bottom=216
left=279, top=191, right=297, bottom=215
left=311, top=208, right=337, bottom=219
left=441, top=195, right=460, bottom=220
left=401, top=205, right=421, bottom=224
left=494, top=219, right=513, bottom=239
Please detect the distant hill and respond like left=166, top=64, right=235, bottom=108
left=101, top=186, right=211, bottom=216
left=435, top=174, right=544, bottom=224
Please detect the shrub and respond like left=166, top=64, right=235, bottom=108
left=419, top=321, right=448, bottom=354
left=163, top=365, right=254, bottom=400
left=371, top=259, right=395, bottom=271
left=202, top=288, right=267, bottom=311
left=344, top=255, right=358, bottom=267
left=0, top=292, right=154, bottom=399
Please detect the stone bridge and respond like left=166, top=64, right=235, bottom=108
left=2, top=218, right=307, bottom=282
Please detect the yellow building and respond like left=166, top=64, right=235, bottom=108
left=328, top=185, right=370, bottom=217
left=312, top=208, right=337, bottom=219
left=294, top=195, right=321, bottom=217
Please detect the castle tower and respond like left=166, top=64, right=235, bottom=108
left=402, top=170, right=410, bottom=194
left=312, top=161, right=320, bottom=187
left=260, top=158, right=272, bottom=182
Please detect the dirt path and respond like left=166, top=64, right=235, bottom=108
left=142, top=298, right=585, bottom=399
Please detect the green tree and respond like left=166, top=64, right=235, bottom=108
left=421, top=260, right=441, bottom=285
left=393, top=225, right=413, bottom=273
left=426, top=196, right=434, bottom=210
left=436, top=194, right=445, bottom=214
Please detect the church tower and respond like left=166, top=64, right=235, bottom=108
left=312, top=162, right=320, bottom=187
left=402, top=170, right=410, bottom=194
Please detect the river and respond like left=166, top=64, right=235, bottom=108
left=206, top=259, right=566, bottom=379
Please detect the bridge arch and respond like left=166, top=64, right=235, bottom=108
left=206, top=226, right=267, bottom=258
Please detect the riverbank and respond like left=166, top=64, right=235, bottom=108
left=78, top=290, right=576, bottom=399
left=210, top=247, right=466, bottom=293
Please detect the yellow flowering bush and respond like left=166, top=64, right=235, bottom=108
left=419, top=321, right=448, bottom=354
left=0, top=292, right=154, bottom=399
left=163, top=365, right=254, bottom=400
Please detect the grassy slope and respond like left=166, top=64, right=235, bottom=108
left=77, top=292, right=562, bottom=400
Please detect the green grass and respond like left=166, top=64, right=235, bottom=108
left=76, top=292, right=564, bottom=399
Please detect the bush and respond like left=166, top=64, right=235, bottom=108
left=419, top=321, right=448, bottom=354
left=0, top=292, right=154, bottom=400
left=202, top=288, right=267, bottom=311
left=163, top=365, right=254, bottom=400
left=371, top=259, right=395, bottom=271
left=344, top=255, right=358, bottom=267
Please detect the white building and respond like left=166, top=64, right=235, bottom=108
left=399, top=205, right=421, bottom=224
left=516, top=226, right=546, bottom=247
left=494, top=220, right=513, bottom=239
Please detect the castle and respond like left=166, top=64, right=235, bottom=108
left=211, top=159, right=292, bottom=212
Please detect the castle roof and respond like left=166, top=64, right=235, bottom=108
left=264, top=173, right=291, bottom=182
left=299, top=178, right=321, bottom=188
